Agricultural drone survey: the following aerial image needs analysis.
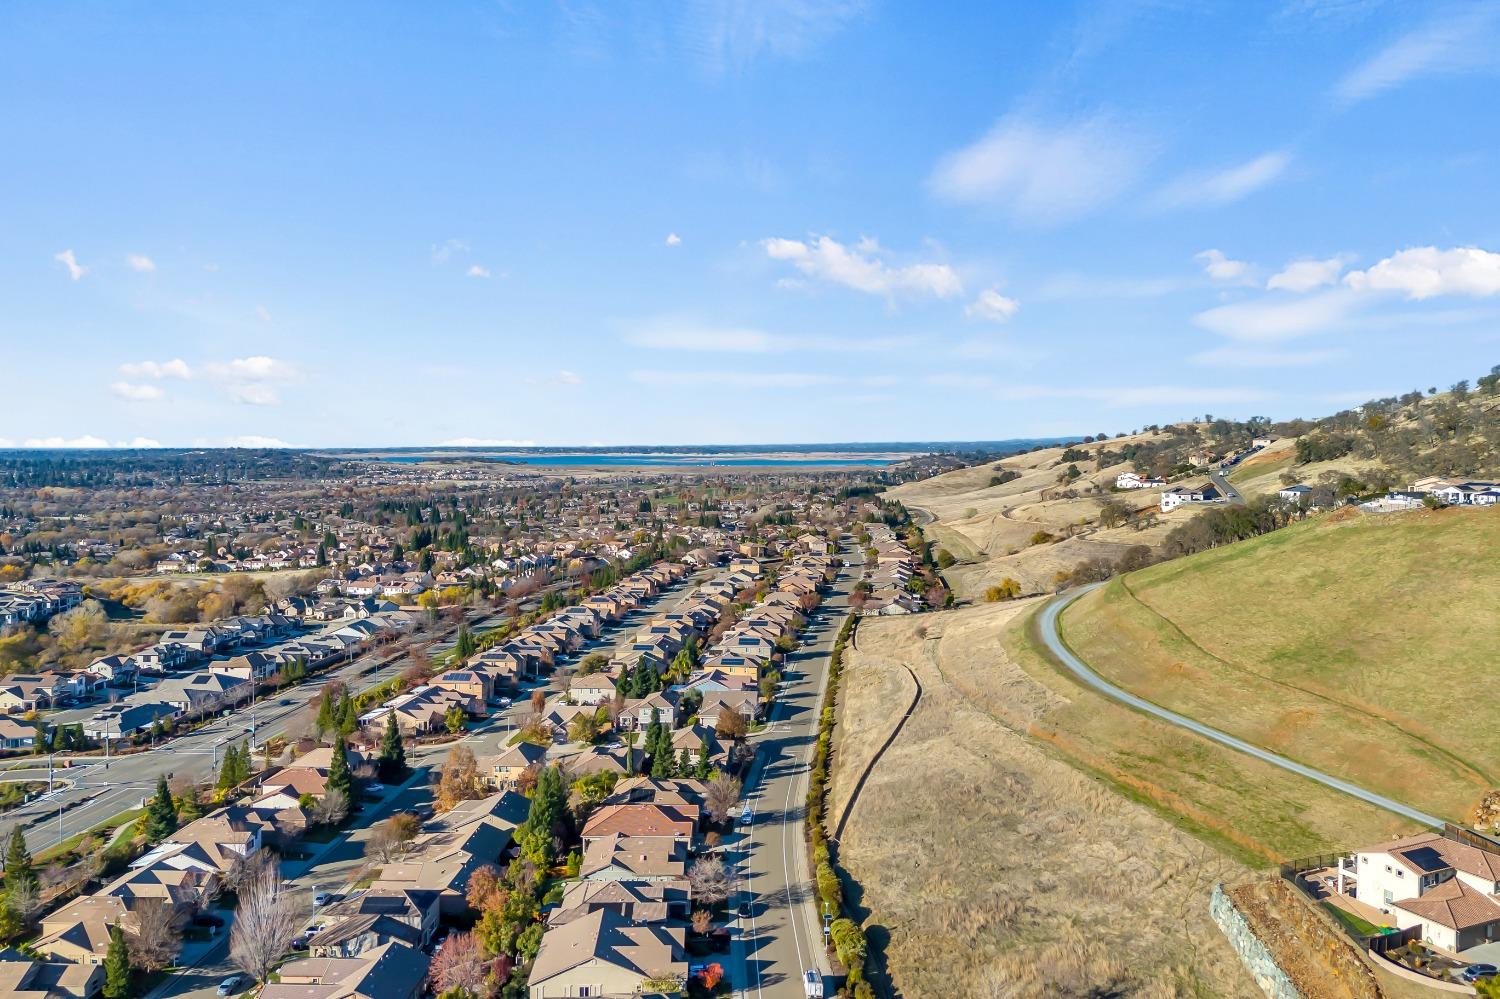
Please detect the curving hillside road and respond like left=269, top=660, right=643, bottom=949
left=1208, top=466, right=1244, bottom=504
left=1038, top=583, right=1442, bottom=828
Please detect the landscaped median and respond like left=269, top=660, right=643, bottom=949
left=805, top=612, right=877, bottom=999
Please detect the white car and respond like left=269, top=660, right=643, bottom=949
left=739, top=810, right=754, bottom=827
left=313, top=891, right=333, bottom=906
left=496, top=697, right=512, bottom=707
left=366, top=783, right=386, bottom=794
left=803, top=970, right=824, bottom=998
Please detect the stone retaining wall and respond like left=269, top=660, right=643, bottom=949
left=1212, top=883, right=1307, bottom=999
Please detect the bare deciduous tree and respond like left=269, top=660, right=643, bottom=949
left=368, top=812, right=421, bottom=863
left=129, top=899, right=182, bottom=971
left=691, top=908, right=713, bottom=935
left=687, top=855, right=735, bottom=907
left=229, top=853, right=301, bottom=983
left=703, top=773, right=742, bottom=825
left=311, top=788, right=349, bottom=827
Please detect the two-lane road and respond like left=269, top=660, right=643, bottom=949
left=732, top=556, right=855, bottom=998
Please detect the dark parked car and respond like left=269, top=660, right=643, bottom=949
left=290, top=937, right=308, bottom=951
left=193, top=914, right=225, bottom=928
left=1460, top=964, right=1499, bottom=983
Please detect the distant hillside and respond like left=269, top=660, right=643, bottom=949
left=1059, top=506, right=1500, bottom=826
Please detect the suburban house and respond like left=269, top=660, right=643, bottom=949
left=0, top=717, right=38, bottom=750
left=526, top=909, right=687, bottom=999
left=308, top=888, right=441, bottom=957
left=1345, top=830, right=1500, bottom=953
left=260, top=941, right=427, bottom=999
left=580, top=835, right=689, bottom=883
left=1160, top=483, right=1222, bottom=512
left=1116, top=471, right=1166, bottom=490
left=0, top=955, right=103, bottom=999
left=1278, top=484, right=1312, bottom=504
left=476, top=742, right=547, bottom=792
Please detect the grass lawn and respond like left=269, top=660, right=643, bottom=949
left=1321, top=901, right=1386, bottom=937
left=34, top=806, right=145, bottom=865
left=1058, top=507, right=1500, bottom=825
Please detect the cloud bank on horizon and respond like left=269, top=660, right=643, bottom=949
left=3, top=1, right=1500, bottom=447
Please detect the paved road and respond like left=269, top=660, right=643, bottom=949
left=1037, top=583, right=1443, bottom=827
left=1208, top=465, right=1244, bottom=503
left=732, top=554, right=855, bottom=999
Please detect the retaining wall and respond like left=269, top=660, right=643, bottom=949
left=1212, top=883, right=1307, bottom=999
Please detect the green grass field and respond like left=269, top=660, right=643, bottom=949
left=1058, top=507, right=1500, bottom=825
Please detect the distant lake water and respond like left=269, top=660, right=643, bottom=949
left=367, top=453, right=897, bottom=468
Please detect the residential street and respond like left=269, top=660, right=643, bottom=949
left=731, top=557, right=854, bottom=998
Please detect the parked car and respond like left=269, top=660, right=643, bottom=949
left=496, top=697, right=512, bottom=707
left=290, top=936, right=308, bottom=951
left=1461, top=964, right=1499, bottom=983
left=313, top=890, right=333, bottom=906
left=366, top=782, right=386, bottom=794
left=802, top=970, right=823, bottom=998
left=737, top=901, right=752, bottom=918
left=217, top=976, right=242, bottom=997
left=739, top=810, right=753, bottom=827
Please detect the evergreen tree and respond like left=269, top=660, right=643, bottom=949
left=325, top=739, right=353, bottom=800
left=216, top=744, right=240, bottom=792
left=3, top=825, right=36, bottom=895
left=314, top=688, right=336, bottom=739
left=378, top=713, right=406, bottom=781
left=178, top=786, right=203, bottom=823
left=695, top=744, right=713, bottom=780
left=144, top=774, right=177, bottom=844
left=103, top=922, right=131, bottom=999
left=454, top=624, right=475, bottom=660
left=520, top=764, right=566, bottom=864
left=677, top=748, right=692, bottom=778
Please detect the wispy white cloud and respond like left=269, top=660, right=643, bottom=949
left=1343, top=246, right=1500, bottom=299
left=255, top=305, right=272, bottom=322
left=679, top=0, right=866, bottom=75
left=1268, top=254, right=1353, bottom=292
left=557, top=370, right=583, bottom=385
left=761, top=235, right=961, bottom=299
left=229, top=384, right=281, bottom=406
left=665, top=233, right=682, bottom=247
left=125, top=253, right=156, bottom=273
left=431, top=239, right=468, bottom=264
left=121, top=358, right=192, bottom=379
left=54, top=249, right=87, bottom=281
left=927, top=112, right=1152, bottom=224
left=203, top=356, right=300, bottom=381
left=1333, top=6, right=1500, bottom=105
left=224, top=435, right=292, bottom=448
left=1196, top=249, right=1255, bottom=283
left=466, top=264, right=492, bottom=279
left=110, top=381, right=164, bottom=401
left=1153, top=151, right=1292, bottom=208
left=964, top=288, right=1019, bottom=322
left=1194, top=289, right=1359, bottom=341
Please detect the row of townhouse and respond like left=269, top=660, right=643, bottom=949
left=0, top=579, right=83, bottom=628
left=527, top=778, right=714, bottom=997
left=81, top=612, right=416, bottom=741
left=862, top=524, right=923, bottom=616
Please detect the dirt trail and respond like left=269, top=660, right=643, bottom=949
left=834, top=602, right=1259, bottom=999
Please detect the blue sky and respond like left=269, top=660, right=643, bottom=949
left=2, top=0, right=1499, bottom=448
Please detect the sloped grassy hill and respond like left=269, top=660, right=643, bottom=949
left=1059, top=506, right=1500, bottom=824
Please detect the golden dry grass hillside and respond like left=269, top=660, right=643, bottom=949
left=884, top=433, right=1193, bottom=601
left=1058, top=505, right=1500, bottom=825
left=832, top=600, right=1418, bottom=998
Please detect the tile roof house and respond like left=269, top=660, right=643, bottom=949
left=260, top=940, right=427, bottom=999
left=526, top=908, right=688, bottom=999
left=0, top=955, right=104, bottom=999
left=580, top=835, right=689, bottom=883
left=1352, top=830, right=1500, bottom=952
